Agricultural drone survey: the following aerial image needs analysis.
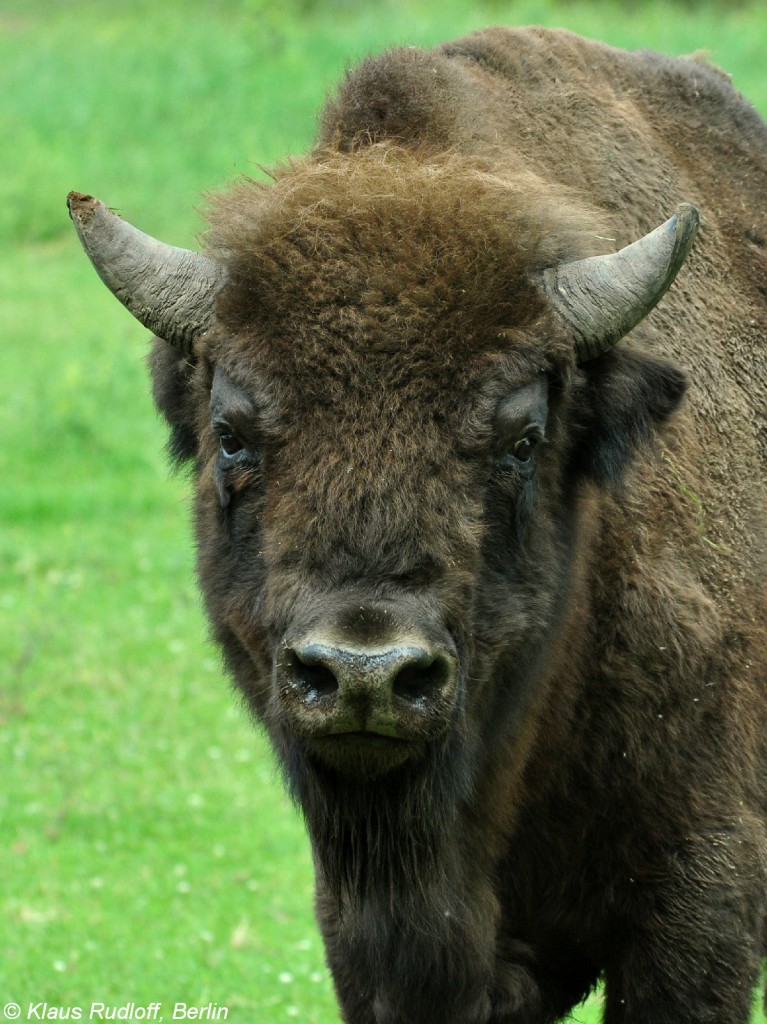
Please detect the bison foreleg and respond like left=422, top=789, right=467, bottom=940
left=603, top=826, right=767, bottom=1024
left=316, top=876, right=508, bottom=1024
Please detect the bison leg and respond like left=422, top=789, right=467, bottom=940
left=321, top=917, right=497, bottom=1024
left=316, top=879, right=504, bottom=1024
left=603, top=827, right=766, bottom=1024
left=604, top=938, right=759, bottom=1024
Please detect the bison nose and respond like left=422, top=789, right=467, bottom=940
left=287, top=643, right=454, bottom=703
left=277, top=640, right=458, bottom=738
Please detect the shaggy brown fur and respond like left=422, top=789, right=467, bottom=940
left=148, top=27, right=767, bottom=1024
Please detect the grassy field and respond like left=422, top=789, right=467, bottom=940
left=2, top=0, right=766, bottom=1020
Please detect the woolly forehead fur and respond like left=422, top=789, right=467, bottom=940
left=203, top=146, right=605, bottom=403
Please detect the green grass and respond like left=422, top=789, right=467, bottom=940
left=2, top=0, right=767, bottom=1020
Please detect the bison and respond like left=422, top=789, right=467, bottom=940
left=68, top=25, right=767, bottom=1024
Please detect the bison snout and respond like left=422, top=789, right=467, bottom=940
left=276, top=640, right=459, bottom=743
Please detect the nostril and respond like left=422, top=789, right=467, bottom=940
left=392, top=654, right=452, bottom=704
left=283, top=648, right=339, bottom=699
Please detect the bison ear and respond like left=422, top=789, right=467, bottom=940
left=148, top=338, right=200, bottom=466
left=573, top=348, right=688, bottom=488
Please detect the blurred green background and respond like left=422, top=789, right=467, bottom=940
left=2, top=1, right=766, bottom=1021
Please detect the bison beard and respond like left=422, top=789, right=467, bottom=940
left=282, top=730, right=472, bottom=907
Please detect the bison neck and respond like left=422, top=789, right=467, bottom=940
left=289, top=737, right=503, bottom=1024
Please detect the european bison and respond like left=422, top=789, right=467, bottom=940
left=69, top=26, right=767, bottom=1024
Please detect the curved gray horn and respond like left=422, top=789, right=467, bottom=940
left=543, top=203, right=700, bottom=362
left=67, top=192, right=226, bottom=355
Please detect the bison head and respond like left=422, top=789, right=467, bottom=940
left=69, top=149, right=696, bottom=897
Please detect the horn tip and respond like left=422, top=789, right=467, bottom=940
left=67, top=192, right=102, bottom=232
left=67, top=191, right=96, bottom=212
left=672, top=202, right=701, bottom=240
left=675, top=201, right=700, bottom=220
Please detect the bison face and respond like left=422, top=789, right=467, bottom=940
left=201, top=363, right=556, bottom=781
left=151, top=329, right=684, bottom=794
left=189, top=357, right=552, bottom=780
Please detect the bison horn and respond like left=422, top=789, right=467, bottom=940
left=67, top=192, right=225, bottom=356
left=543, top=204, right=700, bottom=362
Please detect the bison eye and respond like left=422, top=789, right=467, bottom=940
left=219, top=433, right=244, bottom=458
left=513, top=436, right=538, bottom=463
left=495, top=430, right=545, bottom=477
